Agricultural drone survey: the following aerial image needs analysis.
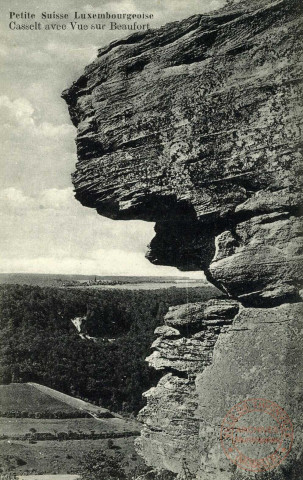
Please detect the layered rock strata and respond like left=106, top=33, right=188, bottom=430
left=62, top=0, right=303, bottom=306
left=63, top=0, right=303, bottom=478
left=136, top=299, right=239, bottom=475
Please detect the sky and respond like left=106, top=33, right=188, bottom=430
left=0, top=0, right=226, bottom=276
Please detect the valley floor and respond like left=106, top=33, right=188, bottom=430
left=0, top=436, right=145, bottom=476
left=0, top=383, right=145, bottom=479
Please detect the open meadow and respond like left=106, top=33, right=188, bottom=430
left=0, top=383, right=143, bottom=478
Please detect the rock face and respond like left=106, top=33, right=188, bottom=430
left=62, top=0, right=302, bottom=306
left=136, top=299, right=239, bottom=475
left=63, top=0, right=303, bottom=478
left=196, top=303, right=303, bottom=480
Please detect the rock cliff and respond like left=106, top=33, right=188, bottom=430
left=63, top=0, right=303, bottom=478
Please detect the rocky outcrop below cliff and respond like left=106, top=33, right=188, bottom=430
left=136, top=299, right=239, bottom=475
left=63, top=0, right=303, bottom=478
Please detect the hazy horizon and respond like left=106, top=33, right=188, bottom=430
left=0, top=272, right=204, bottom=278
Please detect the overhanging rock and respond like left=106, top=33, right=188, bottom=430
left=63, top=0, right=303, bottom=477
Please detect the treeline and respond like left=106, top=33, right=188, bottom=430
left=0, top=284, right=221, bottom=414
left=0, top=431, right=138, bottom=442
left=0, top=410, right=90, bottom=419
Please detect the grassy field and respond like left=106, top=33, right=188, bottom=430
left=27, top=383, right=111, bottom=417
left=0, top=383, right=114, bottom=419
left=0, top=475, right=79, bottom=480
left=0, top=437, right=146, bottom=476
left=0, top=384, right=143, bottom=478
left=0, top=417, right=139, bottom=438
left=18, top=476, right=79, bottom=479
left=0, top=385, right=81, bottom=415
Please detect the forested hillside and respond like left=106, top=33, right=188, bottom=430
left=0, top=284, right=221, bottom=414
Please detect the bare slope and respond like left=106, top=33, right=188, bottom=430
left=27, top=383, right=114, bottom=418
left=0, top=384, right=80, bottom=416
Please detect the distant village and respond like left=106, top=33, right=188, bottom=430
left=61, top=277, right=131, bottom=287
left=59, top=277, right=189, bottom=287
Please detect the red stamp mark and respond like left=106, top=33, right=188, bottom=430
left=220, top=398, right=293, bottom=472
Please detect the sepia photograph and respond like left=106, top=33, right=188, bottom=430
left=0, top=0, right=302, bottom=479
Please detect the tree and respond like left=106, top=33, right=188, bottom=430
left=79, top=450, right=126, bottom=480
